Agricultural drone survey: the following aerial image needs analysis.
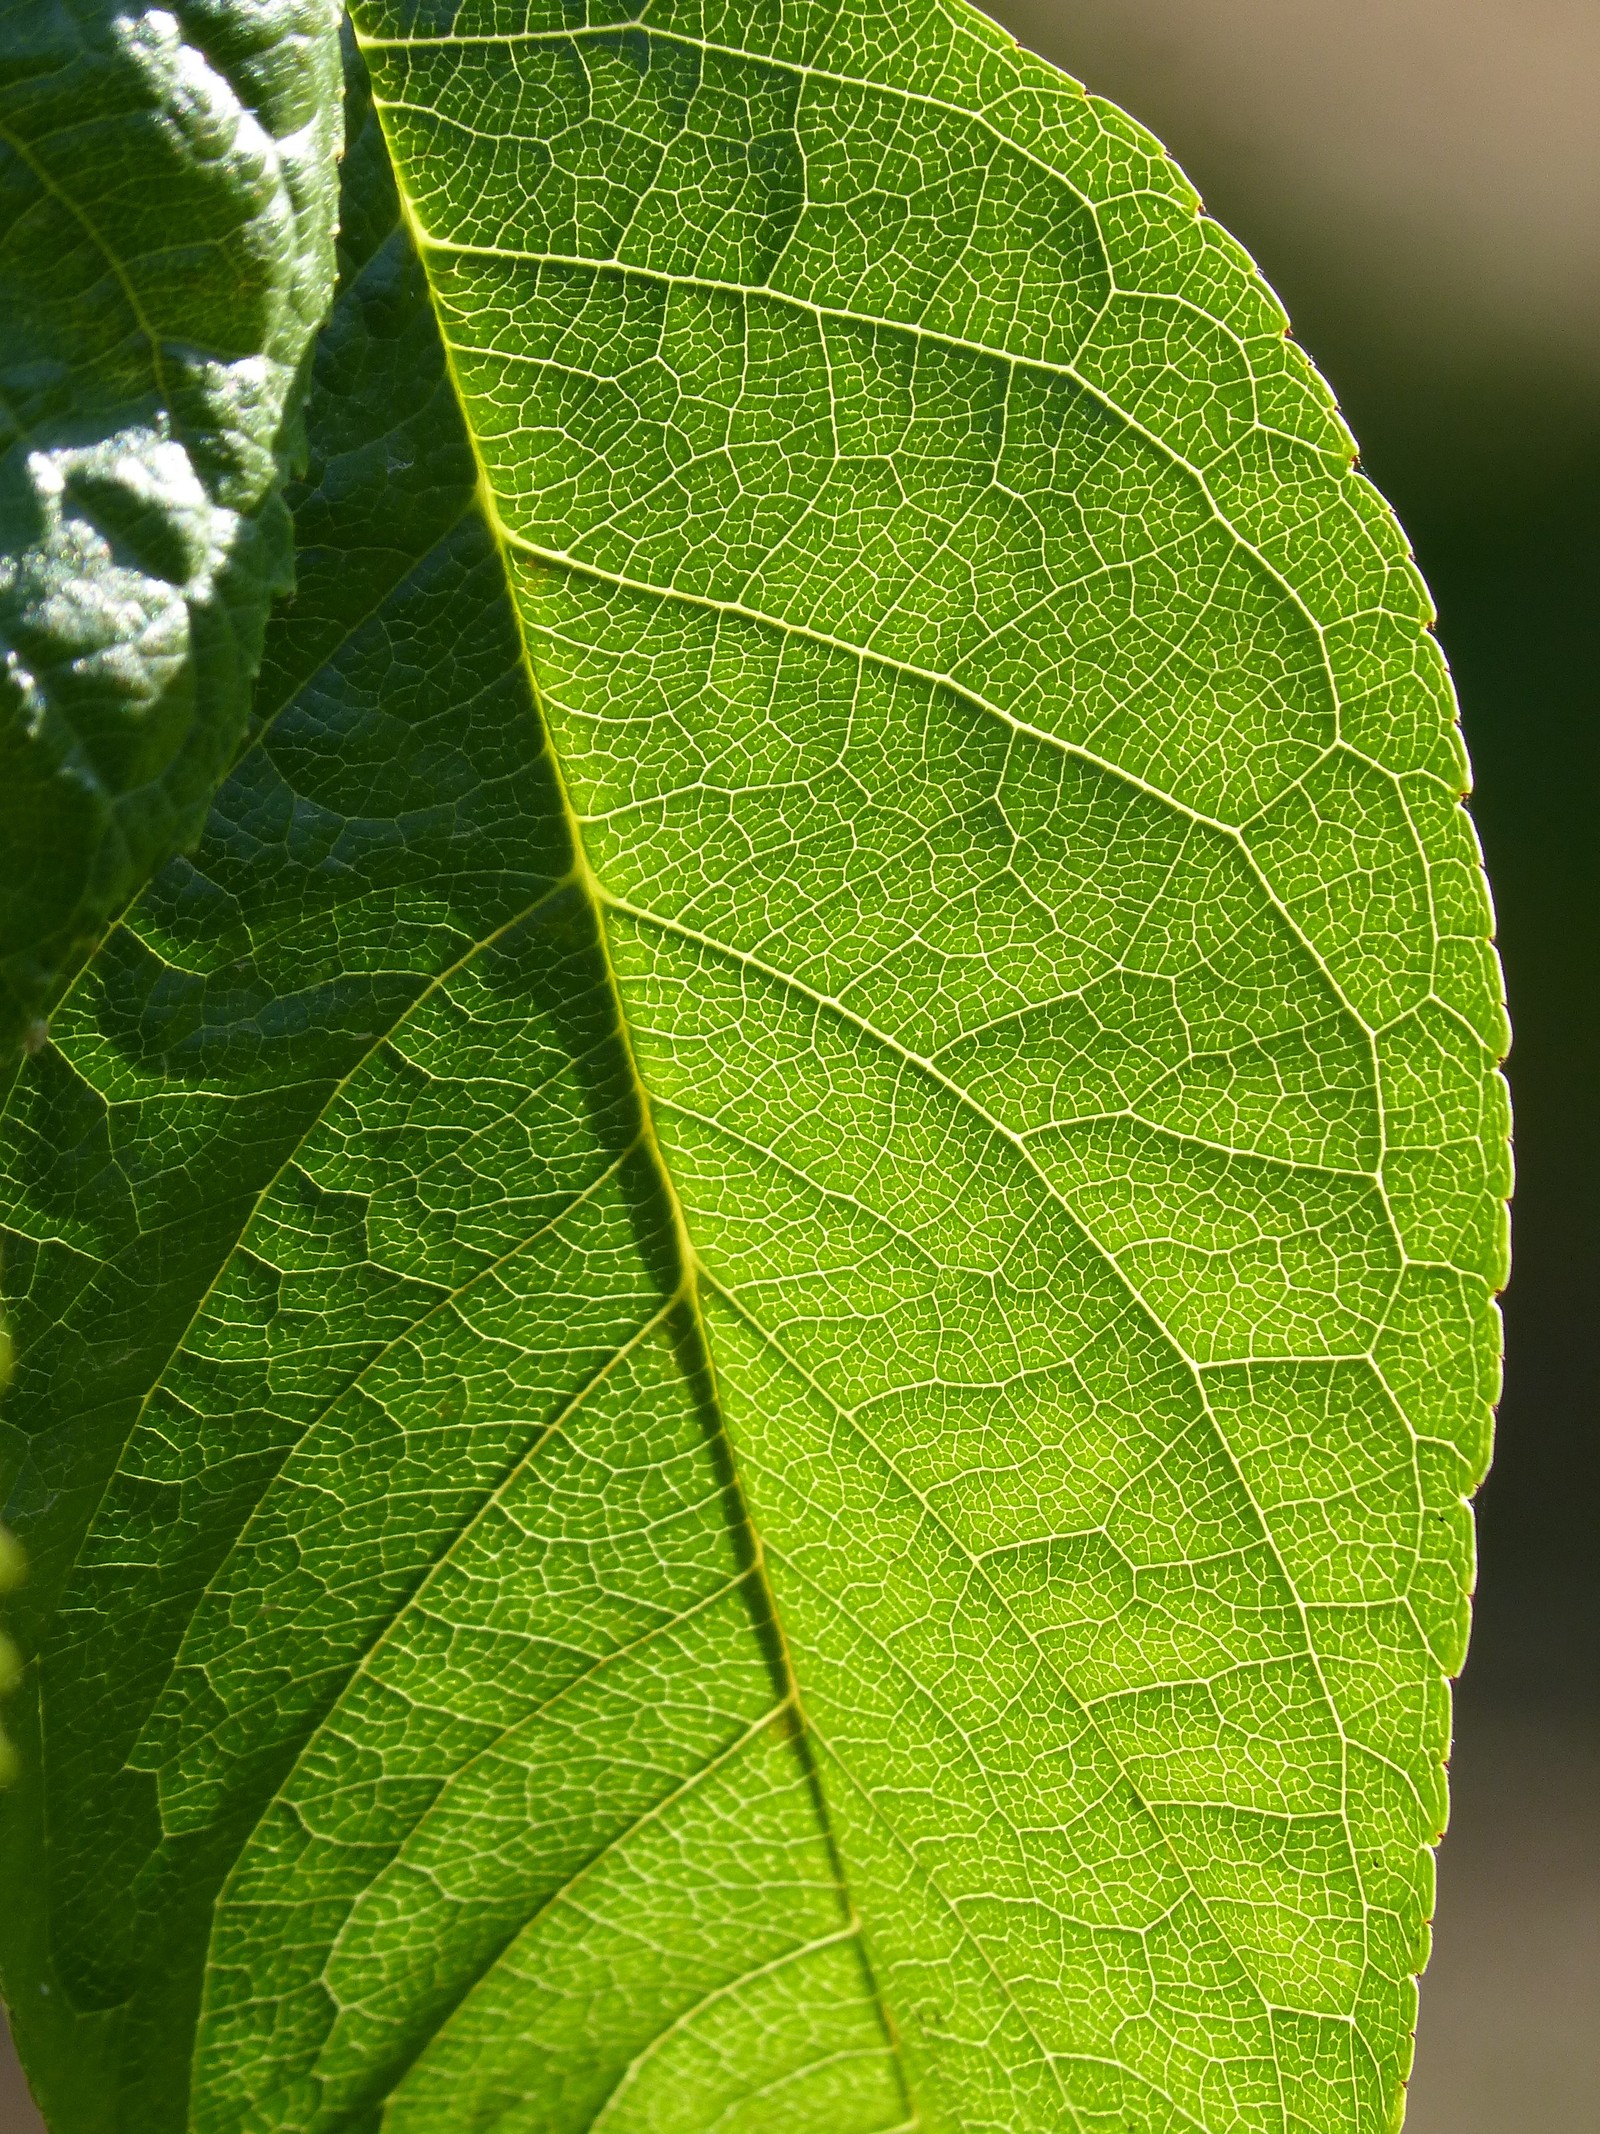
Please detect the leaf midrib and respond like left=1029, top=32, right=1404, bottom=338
left=362, top=102, right=921, bottom=2123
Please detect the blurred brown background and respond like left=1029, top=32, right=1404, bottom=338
left=3, top=0, right=1595, bottom=2125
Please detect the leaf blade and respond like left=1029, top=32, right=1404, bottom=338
left=351, top=2, right=1503, bottom=2119
left=0, top=4, right=1506, bottom=2130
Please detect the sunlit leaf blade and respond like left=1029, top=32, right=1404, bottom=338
left=0, top=0, right=345, bottom=1054
left=0, top=4, right=1508, bottom=2131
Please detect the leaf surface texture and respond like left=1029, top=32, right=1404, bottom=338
left=0, top=7, right=1508, bottom=2131
left=0, top=0, right=343, bottom=1049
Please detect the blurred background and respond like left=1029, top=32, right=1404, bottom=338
left=2, top=0, right=1594, bottom=2125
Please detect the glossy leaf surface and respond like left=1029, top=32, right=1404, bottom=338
left=0, top=6, right=1507, bottom=2130
left=0, top=0, right=344, bottom=1052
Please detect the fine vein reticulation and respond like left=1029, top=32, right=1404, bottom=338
left=0, top=4, right=1508, bottom=2132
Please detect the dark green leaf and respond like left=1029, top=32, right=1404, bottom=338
left=0, top=0, right=345, bottom=1052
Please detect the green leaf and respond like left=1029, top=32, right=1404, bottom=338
left=0, top=1507, right=19, bottom=1789
left=0, top=0, right=345, bottom=1054
left=0, top=6, right=1508, bottom=2131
